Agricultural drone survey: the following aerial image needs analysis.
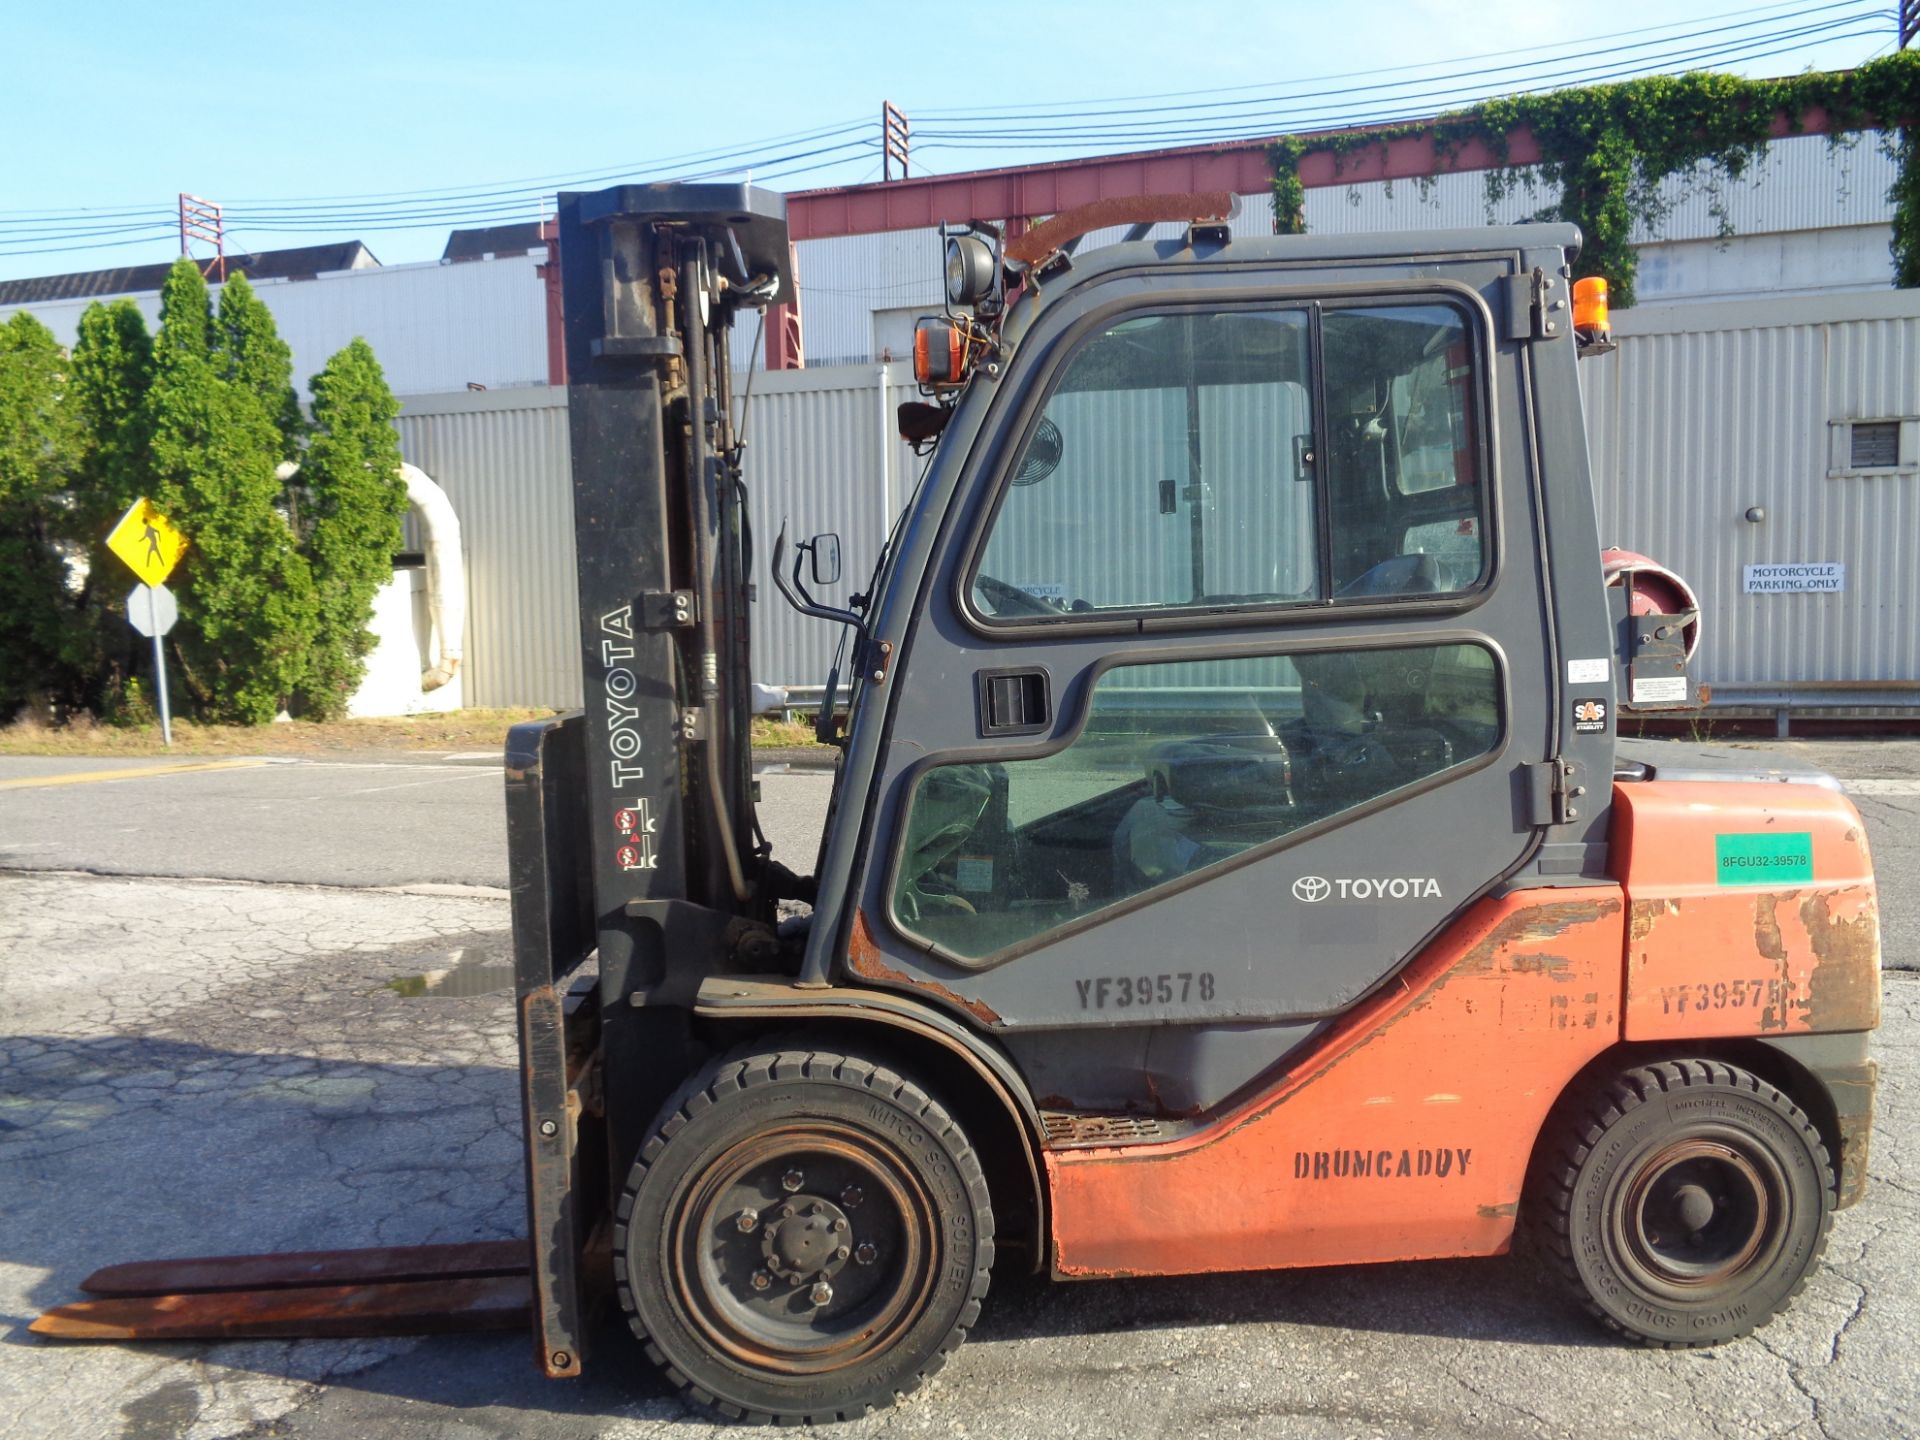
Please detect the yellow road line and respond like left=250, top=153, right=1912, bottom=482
left=0, top=759, right=268, bottom=791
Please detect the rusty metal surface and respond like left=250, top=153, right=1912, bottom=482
left=32, top=1275, right=530, bottom=1342
left=845, top=911, right=1002, bottom=1026
left=1614, top=779, right=1883, bottom=1041
left=77, top=1240, right=527, bottom=1299
left=1003, top=192, right=1236, bottom=266
left=1045, top=889, right=1625, bottom=1279
left=1830, top=1058, right=1879, bottom=1209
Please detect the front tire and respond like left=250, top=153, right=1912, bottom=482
left=1532, top=1059, right=1834, bottom=1347
left=614, top=1047, right=994, bottom=1422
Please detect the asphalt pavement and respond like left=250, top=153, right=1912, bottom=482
left=0, top=753, right=832, bottom=890
left=1, top=738, right=1917, bottom=1439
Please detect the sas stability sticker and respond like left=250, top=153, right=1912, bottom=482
left=1715, top=832, right=1813, bottom=885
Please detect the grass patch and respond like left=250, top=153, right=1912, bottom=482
left=751, top=715, right=827, bottom=749
left=0, top=709, right=558, bottom=757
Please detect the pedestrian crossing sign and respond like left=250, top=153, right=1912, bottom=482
left=107, top=498, right=189, bottom=587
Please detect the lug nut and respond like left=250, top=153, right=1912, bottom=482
left=781, top=1169, right=805, bottom=1192
left=832, top=1218, right=847, bottom=1232
left=837, top=1245, right=851, bottom=1260
left=809, top=1281, right=834, bottom=1306
left=751, top=1270, right=772, bottom=1291
left=841, top=1185, right=863, bottom=1208
left=736, top=1208, right=759, bottom=1233
left=854, top=1242, right=878, bottom=1266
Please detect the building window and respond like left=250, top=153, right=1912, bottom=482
left=1831, top=418, right=1915, bottom=475
left=1850, top=420, right=1901, bottom=470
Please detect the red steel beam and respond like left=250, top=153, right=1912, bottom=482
left=786, top=107, right=1846, bottom=242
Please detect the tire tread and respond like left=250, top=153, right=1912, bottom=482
left=1525, top=1058, right=1835, bottom=1349
left=611, top=1042, right=995, bottom=1424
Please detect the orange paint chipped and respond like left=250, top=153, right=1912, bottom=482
left=1613, top=781, right=1881, bottom=1041
left=1046, top=889, right=1623, bottom=1279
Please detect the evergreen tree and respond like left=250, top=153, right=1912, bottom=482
left=217, top=272, right=303, bottom=460
left=70, top=300, right=155, bottom=536
left=0, top=313, right=80, bottom=718
left=66, top=300, right=157, bottom=712
left=143, top=259, right=319, bottom=724
left=298, top=338, right=408, bottom=719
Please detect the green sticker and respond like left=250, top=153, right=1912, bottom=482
left=1715, top=832, right=1813, bottom=885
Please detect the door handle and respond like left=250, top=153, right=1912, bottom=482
left=977, top=668, right=1051, bottom=737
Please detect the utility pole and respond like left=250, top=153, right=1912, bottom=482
left=1902, top=0, right=1917, bottom=49
left=882, top=102, right=910, bottom=182
left=178, top=194, right=226, bottom=281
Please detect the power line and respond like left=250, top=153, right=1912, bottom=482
left=911, top=27, right=1893, bottom=156
left=909, top=11, right=1889, bottom=145
left=0, top=1, right=1895, bottom=265
left=915, top=0, right=1863, bottom=115
left=914, top=0, right=1880, bottom=125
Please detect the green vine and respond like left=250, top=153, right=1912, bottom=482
left=1266, top=52, right=1920, bottom=306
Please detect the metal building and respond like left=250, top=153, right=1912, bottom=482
left=0, top=252, right=551, bottom=399
left=391, top=282, right=1920, bottom=717
left=1584, top=287, right=1920, bottom=723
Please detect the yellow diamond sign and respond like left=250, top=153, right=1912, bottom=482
left=107, top=498, right=189, bottom=587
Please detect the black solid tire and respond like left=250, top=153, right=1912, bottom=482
left=613, top=1047, right=994, bottom=1423
left=1530, top=1059, right=1834, bottom=1347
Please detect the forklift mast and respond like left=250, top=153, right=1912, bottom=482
left=505, top=185, right=792, bottom=1377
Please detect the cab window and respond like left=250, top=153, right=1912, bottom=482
left=967, top=300, right=1487, bottom=622
left=890, top=642, right=1502, bottom=963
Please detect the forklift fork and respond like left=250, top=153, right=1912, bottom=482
left=34, top=716, right=607, bottom=1362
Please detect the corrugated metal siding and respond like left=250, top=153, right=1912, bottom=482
left=0, top=253, right=549, bottom=397
left=394, top=387, right=580, bottom=709
left=793, top=229, right=945, bottom=367
left=1583, top=291, right=1920, bottom=688
left=374, top=290, right=1920, bottom=710
left=740, top=363, right=924, bottom=689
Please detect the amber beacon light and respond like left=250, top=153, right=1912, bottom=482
left=1573, top=277, right=1610, bottom=334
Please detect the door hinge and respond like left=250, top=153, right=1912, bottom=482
left=1524, top=758, right=1588, bottom=826
left=1502, top=267, right=1568, bottom=342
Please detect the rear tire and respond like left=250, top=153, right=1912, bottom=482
left=614, top=1046, right=994, bottom=1422
left=1530, top=1059, right=1834, bottom=1347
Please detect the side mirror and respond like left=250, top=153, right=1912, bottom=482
left=808, top=533, right=842, bottom=587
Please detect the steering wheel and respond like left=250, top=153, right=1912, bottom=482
left=974, top=573, right=1064, bottom=617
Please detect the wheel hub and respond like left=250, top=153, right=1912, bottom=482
left=761, top=1196, right=853, bottom=1281
left=663, top=1123, right=939, bottom=1377
left=1618, top=1136, right=1778, bottom=1293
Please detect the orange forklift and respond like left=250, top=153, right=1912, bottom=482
left=38, top=185, right=1879, bottom=1424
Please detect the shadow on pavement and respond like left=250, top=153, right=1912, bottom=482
left=5, top=1031, right=1602, bottom=1430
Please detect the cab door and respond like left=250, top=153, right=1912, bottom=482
left=835, top=249, right=1572, bottom=1106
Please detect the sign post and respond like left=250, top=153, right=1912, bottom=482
left=106, top=499, right=190, bottom=748
left=125, top=583, right=180, bottom=746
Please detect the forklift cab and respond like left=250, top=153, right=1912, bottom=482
left=804, top=224, right=1617, bottom=1106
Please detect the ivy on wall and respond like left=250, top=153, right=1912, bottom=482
left=1267, top=52, right=1920, bottom=306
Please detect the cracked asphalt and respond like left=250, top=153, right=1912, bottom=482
left=1, top=740, right=1916, bottom=1439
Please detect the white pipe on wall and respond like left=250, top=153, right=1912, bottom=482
left=277, top=459, right=466, bottom=694
left=402, top=462, right=466, bottom=691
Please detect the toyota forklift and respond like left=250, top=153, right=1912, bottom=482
left=38, top=184, right=1880, bottom=1423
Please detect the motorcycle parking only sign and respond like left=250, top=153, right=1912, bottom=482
left=1744, top=562, right=1844, bottom=594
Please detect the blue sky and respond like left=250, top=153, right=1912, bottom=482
left=1, top=0, right=1899, bottom=279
